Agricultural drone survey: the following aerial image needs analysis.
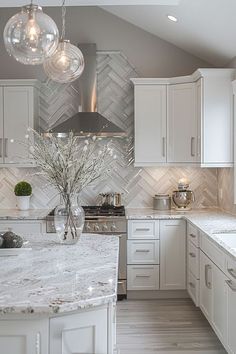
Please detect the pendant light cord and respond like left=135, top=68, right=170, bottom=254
left=61, top=0, right=66, bottom=40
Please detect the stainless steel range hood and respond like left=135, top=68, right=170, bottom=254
left=48, top=43, right=126, bottom=138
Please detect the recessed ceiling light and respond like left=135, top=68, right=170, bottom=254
left=167, top=15, right=178, bottom=22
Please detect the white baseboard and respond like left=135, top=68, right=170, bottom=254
left=127, top=290, right=189, bottom=300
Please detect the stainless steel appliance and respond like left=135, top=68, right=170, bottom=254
left=172, top=190, right=195, bottom=210
left=99, top=193, right=123, bottom=208
left=153, top=194, right=171, bottom=211
left=46, top=205, right=127, bottom=300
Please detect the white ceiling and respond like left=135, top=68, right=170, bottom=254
left=0, top=0, right=180, bottom=6
left=102, top=0, right=236, bottom=66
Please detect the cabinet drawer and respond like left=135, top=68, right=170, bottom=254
left=187, top=271, right=199, bottom=307
left=127, top=240, right=159, bottom=265
left=128, top=220, right=159, bottom=239
left=0, top=221, right=43, bottom=235
left=127, top=265, right=159, bottom=290
left=187, top=223, right=200, bottom=247
left=187, top=241, right=200, bottom=279
left=201, top=234, right=225, bottom=270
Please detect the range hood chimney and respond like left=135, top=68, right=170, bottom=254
left=48, top=43, right=126, bottom=138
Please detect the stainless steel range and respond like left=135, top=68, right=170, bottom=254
left=46, top=206, right=127, bottom=300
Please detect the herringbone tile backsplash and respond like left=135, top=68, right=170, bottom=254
left=0, top=52, right=218, bottom=210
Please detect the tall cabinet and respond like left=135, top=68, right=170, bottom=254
left=133, top=82, right=167, bottom=165
left=0, top=80, right=38, bottom=167
left=131, top=68, right=234, bottom=167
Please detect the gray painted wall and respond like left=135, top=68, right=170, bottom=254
left=0, top=6, right=211, bottom=80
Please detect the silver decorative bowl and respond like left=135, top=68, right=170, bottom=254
left=172, top=190, right=195, bottom=209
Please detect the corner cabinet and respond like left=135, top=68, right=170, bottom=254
left=0, top=80, right=39, bottom=167
left=131, top=68, right=234, bottom=167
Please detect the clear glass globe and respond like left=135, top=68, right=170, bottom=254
left=43, top=40, right=85, bottom=83
left=3, top=4, right=59, bottom=65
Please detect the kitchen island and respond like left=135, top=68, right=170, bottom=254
left=0, top=233, right=119, bottom=354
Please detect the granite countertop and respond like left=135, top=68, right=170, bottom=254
left=126, top=208, right=236, bottom=261
left=0, top=234, right=119, bottom=316
left=0, top=209, right=50, bottom=220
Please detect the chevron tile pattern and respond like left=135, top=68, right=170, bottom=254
left=0, top=52, right=218, bottom=209
left=218, top=168, right=236, bottom=214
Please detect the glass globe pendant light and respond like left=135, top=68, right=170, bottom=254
left=3, top=1, right=59, bottom=65
left=43, top=0, right=84, bottom=83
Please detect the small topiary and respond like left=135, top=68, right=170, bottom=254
left=14, top=181, right=32, bottom=196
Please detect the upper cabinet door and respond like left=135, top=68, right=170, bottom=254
left=3, top=86, right=35, bottom=165
left=168, top=83, right=197, bottom=163
left=0, top=88, right=4, bottom=164
left=134, top=84, right=167, bottom=166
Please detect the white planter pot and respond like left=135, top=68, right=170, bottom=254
left=16, top=196, right=31, bottom=211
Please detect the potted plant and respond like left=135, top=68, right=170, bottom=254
left=14, top=181, right=32, bottom=211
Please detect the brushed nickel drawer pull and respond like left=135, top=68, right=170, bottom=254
left=228, top=268, right=236, bottom=279
left=162, top=137, right=166, bottom=157
left=226, top=280, right=236, bottom=292
left=189, top=252, right=196, bottom=258
left=135, top=228, right=150, bottom=232
left=191, top=137, right=195, bottom=157
left=4, top=138, right=8, bottom=158
left=189, top=233, right=196, bottom=238
left=136, top=275, right=150, bottom=278
left=135, top=249, right=150, bottom=253
left=205, top=264, right=212, bottom=289
left=189, top=282, right=195, bottom=289
left=0, top=138, right=2, bottom=158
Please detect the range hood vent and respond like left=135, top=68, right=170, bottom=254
left=48, top=43, right=126, bottom=138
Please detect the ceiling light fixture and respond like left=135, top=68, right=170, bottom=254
left=3, top=0, right=59, bottom=65
left=43, top=0, right=84, bottom=83
left=167, top=15, right=178, bottom=22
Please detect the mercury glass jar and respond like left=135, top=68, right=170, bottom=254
left=54, top=194, right=85, bottom=245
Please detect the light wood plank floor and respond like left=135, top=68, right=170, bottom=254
left=116, top=299, right=227, bottom=354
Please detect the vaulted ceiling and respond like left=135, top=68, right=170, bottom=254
left=0, top=0, right=234, bottom=66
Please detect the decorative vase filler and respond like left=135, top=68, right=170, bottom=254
left=29, top=130, right=115, bottom=244
left=54, top=194, right=85, bottom=245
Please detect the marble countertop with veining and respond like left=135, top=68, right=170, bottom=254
left=0, top=209, right=50, bottom=220
left=126, top=207, right=236, bottom=261
left=0, top=234, right=119, bottom=317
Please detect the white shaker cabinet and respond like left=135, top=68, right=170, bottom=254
left=168, top=83, right=197, bottom=163
left=226, top=278, right=236, bottom=354
left=196, top=69, right=234, bottom=167
left=0, top=80, right=38, bottom=167
left=200, top=250, right=213, bottom=321
left=160, top=220, right=186, bottom=290
left=131, top=80, right=167, bottom=166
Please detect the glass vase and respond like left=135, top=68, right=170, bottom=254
left=54, top=194, right=85, bottom=245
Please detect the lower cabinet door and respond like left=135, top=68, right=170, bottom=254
left=212, top=264, right=228, bottom=346
left=226, top=278, right=236, bottom=354
left=50, top=307, right=108, bottom=354
left=200, top=251, right=213, bottom=321
left=0, top=319, right=48, bottom=354
left=160, top=220, right=186, bottom=290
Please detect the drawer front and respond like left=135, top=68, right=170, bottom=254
left=187, top=271, right=199, bottom=307
left=0, top=221, right=43, bottom=235
left=128, top=220, right=159, bottom=239
left=127, top=240, right=159, bottom=265
left=187, top=241, right=200, bottom=279
left=201, top=234, right=225, bottom=270
left=187, top=223, right=200, bottom=247
left=127, top=265, right=159, bottom=290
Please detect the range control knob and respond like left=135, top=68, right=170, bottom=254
left=85, top=223, right=91, bottom=232
left=102, top=223, right=108, bottom=232
left=94, top=223, right=100, bottom=232
left=111, top=223, right=117, bottom=232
